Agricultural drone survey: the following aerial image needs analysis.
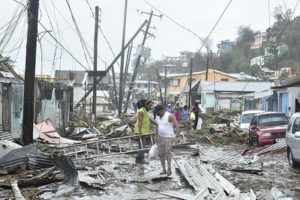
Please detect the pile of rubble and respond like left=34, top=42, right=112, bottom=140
left=185, top=110, right=249, bottom=145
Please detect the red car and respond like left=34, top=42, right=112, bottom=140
left=249, top=112, right=288, bottom=146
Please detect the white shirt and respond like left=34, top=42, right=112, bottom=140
left=155, top=112, right=175, bottom=137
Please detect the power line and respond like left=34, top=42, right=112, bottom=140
left=150, top=0, right=234, bottom=96
left=65, top=0, right=93, bottom=70
left=9, top=0, right=91, bottom=71
left=85, top=0, right=94, bottom=17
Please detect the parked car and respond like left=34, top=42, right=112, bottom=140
left=286, top=113, right=300, bottom=168
left=249, top=112, right=288, bottom=146
left=239, top=110, right=263, bottom=132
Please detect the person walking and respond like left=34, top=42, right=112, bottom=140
left=173, top=102, right=182, bottom=123
left=134, top=99, right=154, bottom=164
left=165, top=104, right=173, bottom=113
left=181, top=105, right=189, bottom=122
left=191, top=102, right=201, bottom=130
left=154, top=105, right=180, bottom=175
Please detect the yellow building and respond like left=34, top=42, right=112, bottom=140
left=168, top=69, right=237, bottom=95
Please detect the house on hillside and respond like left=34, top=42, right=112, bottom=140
left=197, top=81, right=273, bottom=113
left=250, top=32, right=274, bottom=49
left=217, top=40, right=235, bottom=54
left=164, top=51, right=193, bottom=62
left=250, top=56, right=265, bottom=67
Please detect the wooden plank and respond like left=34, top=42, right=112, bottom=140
left=10, top=180, right=25, bottom=200
left=193, top=187, right=210, bottom=200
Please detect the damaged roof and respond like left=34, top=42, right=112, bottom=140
left=0, top=55, right=22, bottom=80
left=198, top=81, right=273, bottom=93
left=54, top=70, right=86, bottom=85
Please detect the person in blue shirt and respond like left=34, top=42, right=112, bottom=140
left=181, top=105, right=189, bottom=122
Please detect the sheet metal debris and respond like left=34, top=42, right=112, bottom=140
left=34, top=119, right=79, bottom=145
left=270, top=186, right=293, bottom=200
left=78, top=170, right=106, bottom=189
left=0, top=131, right=14, bottom=141
left=0, top=140, right=21, bottom=158
left=244, top=139, right=287, bottom=156
left=52, top=155, right=79, bottom=186
left=175, top=160, right=256, bottom=199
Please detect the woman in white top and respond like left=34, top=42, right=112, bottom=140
left=154, top=105, right=180, bottom=175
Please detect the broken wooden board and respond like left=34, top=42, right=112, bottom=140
left=10, top=180, right=25, bottom=200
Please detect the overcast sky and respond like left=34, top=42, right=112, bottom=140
left=1, top=0, right=300, bottom=76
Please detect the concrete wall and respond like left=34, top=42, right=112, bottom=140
left=10, top=84, right=23, bottom=139
left=277, top=87, right=300, bottom=117
left=201, top=93, right=215, bottom=113
left=169, top=71, right=237, bottom=94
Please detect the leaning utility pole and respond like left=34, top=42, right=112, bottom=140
left=74, top=20, right=147, bottom=109
left=148, top=65, right=151, bottom=98
left=188, top=58, right=193, bottom=109
left=205, top=49, right=209, bottom=81
left=164, top=66, right=167, bottom=106
left=118, top=0, right=128, bottom=117
left=124, top=10, right=162, bottom=113
left=22, top=0, right=39, bottom=145
left=123, top=43, right=133, bottom=96
left=92, top=6, right=99, bottom=122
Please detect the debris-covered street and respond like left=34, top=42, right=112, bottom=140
left=0, top=111, right=299, bottom=199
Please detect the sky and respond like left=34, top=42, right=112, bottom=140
left=1, top=0, right=300, bottom=76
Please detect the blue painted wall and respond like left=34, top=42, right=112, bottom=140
left=281, top=93, right=289, bottom=115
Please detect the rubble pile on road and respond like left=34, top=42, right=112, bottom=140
left=186, top=110, right=248, bottom=145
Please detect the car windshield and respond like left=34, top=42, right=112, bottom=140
left=258, top=114, right=288, bottom=126
left=242, top=113, right=256, bottom=123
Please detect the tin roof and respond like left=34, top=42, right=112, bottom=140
left=198, top=81, right=273, bottom=93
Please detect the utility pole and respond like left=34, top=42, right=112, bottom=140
left=92, top=6, right=99, bottom=122
left=118, top=0, right=128, bottom=117
left=123, top=10, right=162, bottom=113
left=164, top=66, right=167, bottom=106
left=123, top=43, right=133, bottom=96
left=111, top=66, right=118, bottom=107
left=205, top=49, right=209, bottom=81
left=148, top=65, right=151, bottom=98
left=22, top=0, right=39, bottom=145
left=74, top=20, right=148, bottom=109
left=188, top=58, right=193, bottom=109
left=156, top=68, right=164, bottom=105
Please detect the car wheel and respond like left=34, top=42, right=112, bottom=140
left=252, top=136, right=259, bottom=147
left=248, top=134, right=253, bottom=145
left=288, top=149, right=300, bottom=168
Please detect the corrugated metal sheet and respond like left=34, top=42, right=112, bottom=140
left=175, top=161, right=255, bottom=199
left=0, top=131, right=13, bottom=141
left=199, top=81, right=273, bottom=93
